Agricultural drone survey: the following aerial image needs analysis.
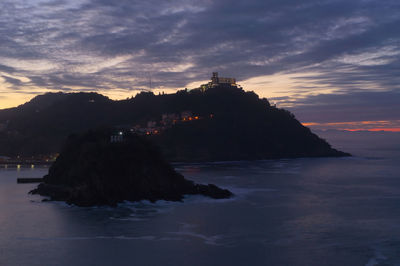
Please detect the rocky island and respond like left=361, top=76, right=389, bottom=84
left=30, top=129, right=232, bottom=206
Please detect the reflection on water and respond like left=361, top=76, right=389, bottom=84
left=1, top=133, right=400, bottom=266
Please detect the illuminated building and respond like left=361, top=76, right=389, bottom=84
left=201, top=72, right=237, bottom=91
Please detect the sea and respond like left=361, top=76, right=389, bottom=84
left=1, top=131, right=400, bottom=266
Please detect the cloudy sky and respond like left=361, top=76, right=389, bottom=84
left=0, top=0, right=399, bottom=131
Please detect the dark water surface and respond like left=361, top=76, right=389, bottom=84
left=1, top=132, right=400, bottom=266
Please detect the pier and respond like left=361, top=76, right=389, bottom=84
left=17, top=178, right=44, bottom=184
left=0, top=161, right=52, bottom=169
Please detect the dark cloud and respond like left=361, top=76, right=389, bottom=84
left=0, top=64, right=15, bottom=73
left=287, top=89, right=400, bottom=123
left=2, top=75, right=23, bottom=87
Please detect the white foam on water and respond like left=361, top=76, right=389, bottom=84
left=18, top=232, right=222, bottom=245
left=164, top=222, right=235, bottom=246
left=364, top=241, right=400, bottom=266
left=158, top=236, right=183, bottom=241
left=17, top=235, right=157, bottom=241
left=111, top=186, right=278, bottom=220
left=365, top=246, right=388, bottom=266
left=109, top=216, right=147, bottom=222
left=108, top=200, right=181, bottom=220
left=167, top=230, right=223, bottom=246
left=227, top=186, right=277, bottom=197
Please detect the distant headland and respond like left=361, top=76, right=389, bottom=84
left=0, top=73, right=350, bottom=162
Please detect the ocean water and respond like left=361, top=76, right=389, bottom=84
left=1, top=132, right=400, bottom=266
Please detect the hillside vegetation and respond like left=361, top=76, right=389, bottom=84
left=0, top=85, right=349, bottom=160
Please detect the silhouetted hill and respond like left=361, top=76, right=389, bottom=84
left=0, top=92, right=115, bottom=155
left=0, top=85, right=349, bottom=160
left=152, top=86, right=347, bottom=161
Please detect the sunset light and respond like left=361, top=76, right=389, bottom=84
left=1, top=1, right=399, bottom=265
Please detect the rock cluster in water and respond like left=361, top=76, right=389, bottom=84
left=30, top=129, right=232, bottom=206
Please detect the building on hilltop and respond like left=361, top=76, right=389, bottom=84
left=201, top=72, right=238, bottom=91
left=211, top=72, right=236, bottom=86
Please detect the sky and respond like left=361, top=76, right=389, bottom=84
left=0, top=0, right=399, bottom=131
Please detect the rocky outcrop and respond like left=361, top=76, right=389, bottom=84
left=30, top=129, right=232, bottom=206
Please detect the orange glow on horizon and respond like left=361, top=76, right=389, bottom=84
left=302, top=120, right=400, bottom=132
left=344, top=128, right=400, bottom=132
left=302, top=121, right=392, bottom=127
left=302, top=122, right=318, bottom=126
